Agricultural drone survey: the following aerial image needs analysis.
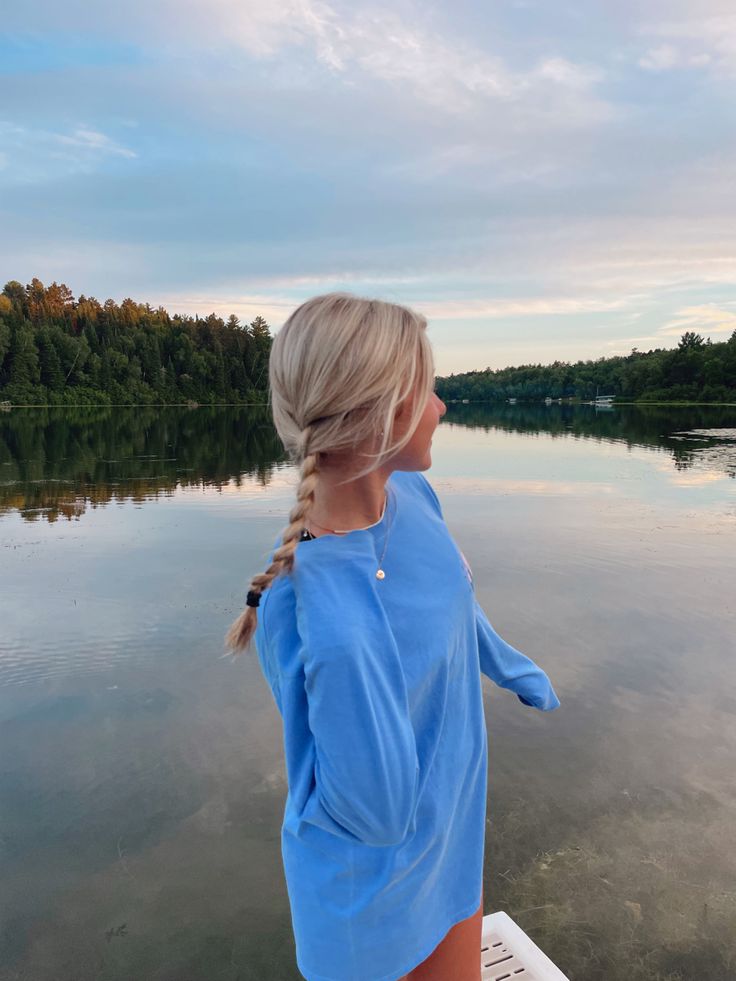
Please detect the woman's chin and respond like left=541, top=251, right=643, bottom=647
left=396, top=446, right=432, bottom=471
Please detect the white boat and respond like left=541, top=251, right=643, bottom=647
left=583, top=387, right=615, bottom=406
left=593, top=386, right=614, bottom=405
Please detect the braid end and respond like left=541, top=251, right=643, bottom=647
left=223, top=606, right=258, bottom=657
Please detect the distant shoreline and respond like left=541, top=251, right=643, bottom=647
left=0, top=401, right=271, bottom=408
left=444, top=400, right=736, bottom=407
left=2, top=400, right=735, bottom=409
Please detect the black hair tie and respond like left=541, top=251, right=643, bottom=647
left=246, top=590, right=261, bottom=608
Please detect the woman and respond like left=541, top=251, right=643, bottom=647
left=225, top=293, right=560, bottom=981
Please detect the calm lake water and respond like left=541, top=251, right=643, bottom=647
left=1, top=403, right=735, bottom=981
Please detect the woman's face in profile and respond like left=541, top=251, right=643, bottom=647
left=390, top=385, right=446, bottom=472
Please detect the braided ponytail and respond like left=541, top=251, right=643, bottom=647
left=224, top=438, right=318, bottom=655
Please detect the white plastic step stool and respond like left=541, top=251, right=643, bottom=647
left=480, top=912, right=570, bottom=981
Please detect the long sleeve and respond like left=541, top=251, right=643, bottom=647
left=291, top=542, right=420, bottom=847
left=474, top=596, right=560, bottom=711
left=413, top=471, right=560, bottom=713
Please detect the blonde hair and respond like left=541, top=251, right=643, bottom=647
left=224, top=292, right=435, bottom=655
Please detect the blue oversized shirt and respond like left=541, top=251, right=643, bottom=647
left=254, top=469, right=560, bottom=981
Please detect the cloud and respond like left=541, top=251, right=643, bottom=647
left=304, top=9, right=612, bottom=127
left=533, top=56, right=603, bottom=89
left=153, top=288, right=637, bottom=331
left=158, top=291, right=298, bottom=326
left=417, top=295, right=634, bottom=320
left=635, top=5, right=736, bottom=77
left=56, top=126, right=137, bottom=159
left=656, top=304, right=736, bottom=337
left=0, top=122, right=137, bottom=183
left=638, top=43, right=712, bottom=72
left=4, top=0, right=614, bottom=127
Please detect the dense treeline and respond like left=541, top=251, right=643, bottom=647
left=436, top=331, right=736, bottom=403
left=3, top=278, right=735, bottom=406
left=0, top=278, right=273, bottom=406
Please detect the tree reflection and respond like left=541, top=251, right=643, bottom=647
left=0, top=403, right=733, bottom=521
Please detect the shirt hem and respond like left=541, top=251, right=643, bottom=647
left=295, top=888, right=484, bottom=981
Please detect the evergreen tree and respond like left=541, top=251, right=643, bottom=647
left=38, top=329, right=65, bottom=391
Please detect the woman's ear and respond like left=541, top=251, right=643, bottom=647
left=394, top=385, right=415, bottom=421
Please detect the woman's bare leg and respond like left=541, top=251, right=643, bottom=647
left=398, top=887, right=483, bottom=981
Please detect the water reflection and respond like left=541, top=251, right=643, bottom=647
left=0, top=404, right=734, bottom=523
left=0, top=404, right=735, bottom=980
left=0, top=404, right=286, bottom=521
left=443, top=402, right=736, bottom=482
left=669, top=428, right=736, bottom=478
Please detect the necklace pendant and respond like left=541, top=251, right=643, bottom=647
left=376, top=568, right=385, bottom=580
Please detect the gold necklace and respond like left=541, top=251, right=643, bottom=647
left=374, top=492, right=392, bottom=580
left=306, top=490, right=393, bottom=580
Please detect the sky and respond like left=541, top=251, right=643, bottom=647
left=2, top=0, right=736, bottom=374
